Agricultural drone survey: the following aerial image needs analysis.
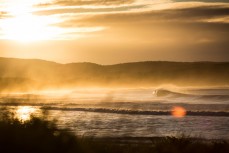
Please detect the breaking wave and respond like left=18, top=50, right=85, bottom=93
left=41, top=106, right=229, bottom=117
left=153, top=89, right=229, bottom=101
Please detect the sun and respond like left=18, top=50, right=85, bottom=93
left=1, top=15, right=61, bottom=42
left=0, top=1, right=62, bottom=42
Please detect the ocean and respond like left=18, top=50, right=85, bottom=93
left=1, top=87, right=229, bottom=139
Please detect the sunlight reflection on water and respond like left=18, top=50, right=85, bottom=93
left=15, top=106, right=39, bottom=122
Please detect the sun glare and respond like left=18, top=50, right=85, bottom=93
left=0, top=0, right=104, bottom=42
left=0, top=0, right=63, bottom=42
left=1, top=15, right=62, bottom=42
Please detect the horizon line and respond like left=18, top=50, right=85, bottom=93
left=0, top=56, right=229, bottom=66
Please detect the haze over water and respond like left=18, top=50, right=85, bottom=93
left=1, top=87, right=229, bottom=139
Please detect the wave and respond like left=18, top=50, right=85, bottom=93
left=153, top=89, right=189, bottom=97
left=153, top=89, right=229, bottom=101
left=41, top=106, right=229, bottom=117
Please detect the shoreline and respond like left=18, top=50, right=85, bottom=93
left=79, top=136, right=229, bottom=144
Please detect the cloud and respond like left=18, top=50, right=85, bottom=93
left=49, top=3, right=229, bottom=63
left=36, top=0, right=135, bottom=7
left=174, top=0, right=229, bottom=3
left=0, top=11, right=10, bottom=19
left=33, top=4, right=146, bottom=16
left=33, top=1, right=229, bottom=20
left=33, top=0, right=173, bottom=16
left=57, top=5, right=229, bottom=27
left=33, top=2, right=229, bottom=42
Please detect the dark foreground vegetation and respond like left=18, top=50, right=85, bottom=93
left=0, top=113, right=229, bottom=153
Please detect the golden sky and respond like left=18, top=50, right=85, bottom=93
left=0, top=0, right=229, bottom=64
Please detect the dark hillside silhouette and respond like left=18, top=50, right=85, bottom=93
left=0, top=57, right=228, bottom=91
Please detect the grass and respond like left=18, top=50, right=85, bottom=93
left=0, top=112, right=229, bottom=153
left=0, top=113, right=83, bottom=153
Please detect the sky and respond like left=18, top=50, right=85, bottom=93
left=0, top=0, right=228, bottom=64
